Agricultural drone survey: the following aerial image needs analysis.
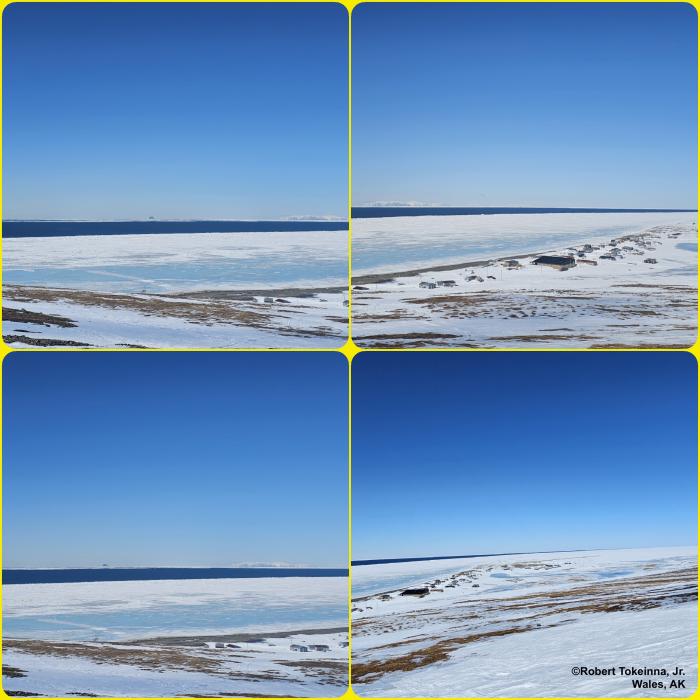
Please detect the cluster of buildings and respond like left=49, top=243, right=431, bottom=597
left=290, top=640, right=348, bottom=652
left=413, top=229, right=670, bottom=291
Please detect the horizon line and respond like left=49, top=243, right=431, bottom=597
left=352, top=542, right=697, bottom=566
left=352, top=205, right=697, bottom=211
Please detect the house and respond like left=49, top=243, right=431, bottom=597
left=214, top=643, right=226, bottom=649
left=419, top=281, right=436, bottom=289
left=400, top=587, right=430, bottom=597
left=582, top=244, right=594, bottom=252
left=599, top=254, right=616, bottom=261
left=467, top=275, right=484, bottom=282
left=290, top=644, right=310, bottom=652
left=531, top=255, right=576, bottom=271
left=308, top=644, right=330, bottom=652
left=436, top=280, right=457, bottom=288
left=263, top=296, right=274, bottom=303
left=503, top=260, right=521, bottom=269
left=644, top=258, right=658, bottom=264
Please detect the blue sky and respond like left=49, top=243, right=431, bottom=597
left=3, top=3, right=347, bottom=220
left=353, top=3, right=697, bottom=209
left=352, top=352, right=697, bottom=560
left=3, top=352, right=348, bottom=568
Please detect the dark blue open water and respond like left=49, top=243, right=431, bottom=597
left=4, top=567, right=348, bottom=584
left=2, top=220, right=348, bottom=238
left=352, top=549, right=586, bottom=566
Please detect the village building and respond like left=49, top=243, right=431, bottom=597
left=419, top=281, right=437, bottom=289
left=400, top=587, right=430, bottom=597
left=531, top=255, right=576, bottom=271
left=436, top=280, right=457, bottom=287
left=290, top=644, right=310, bottom=652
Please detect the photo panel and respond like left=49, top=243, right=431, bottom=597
left=351, top=350, right=697, bottom=696
left=351, top=2, right=697, bottom=349
left=3, top=2, right=349, bottom=349
left=2, top=351, right=349, bottom=697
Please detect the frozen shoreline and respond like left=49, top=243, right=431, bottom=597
left=3, top=575, right=348, bottom=642
left=2, top=227, right=350, bottom=347
left=3, top=229, right=349, bottom=293
left=352, top=547, right=697, bottom=697
left=352, top=220, right=697, bottom=348
left=2, top=576, right=349, bottom=696
left=352, top=211, right=697, bottom=275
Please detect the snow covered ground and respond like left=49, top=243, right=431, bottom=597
left=3, top=286, right=348, bottom=348
left=352, top=547, right=697, bottom=697
left=352, top=214, right=697, bottom=348
left=3, top=630, right=348, bottom=697
left=3, top=576, right=349, bottom=696
left=3, top=229, right=349, bottom=348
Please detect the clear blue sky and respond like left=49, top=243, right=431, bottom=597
left=352, top=352, right=697, bottom=560
left=353, top=3, right=697, bottom=209
left=3, top=3, right=347, bottom=220
left=4, top=352, right=348, bottom=568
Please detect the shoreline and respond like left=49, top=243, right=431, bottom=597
left=351, top=228, right=689, bottom=285
left=351, top=222, right=697, bottom=349
left=4, top=625, right=348, bottom=648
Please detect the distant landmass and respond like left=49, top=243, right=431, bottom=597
left=352, top=206, right=695, bottom=218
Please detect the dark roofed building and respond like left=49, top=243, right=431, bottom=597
left=531, top=255, right=576, bottom=271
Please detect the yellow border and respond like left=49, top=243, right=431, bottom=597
left=0, top=3, right=698, bottom=700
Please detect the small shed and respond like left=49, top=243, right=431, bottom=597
left=644, top=258, right=658, bottom=264
left=419, top=281, right=437, bottom=289
left=290, top=644, right=310, bottom=652
left=503, top=260, right=522, bottom=269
